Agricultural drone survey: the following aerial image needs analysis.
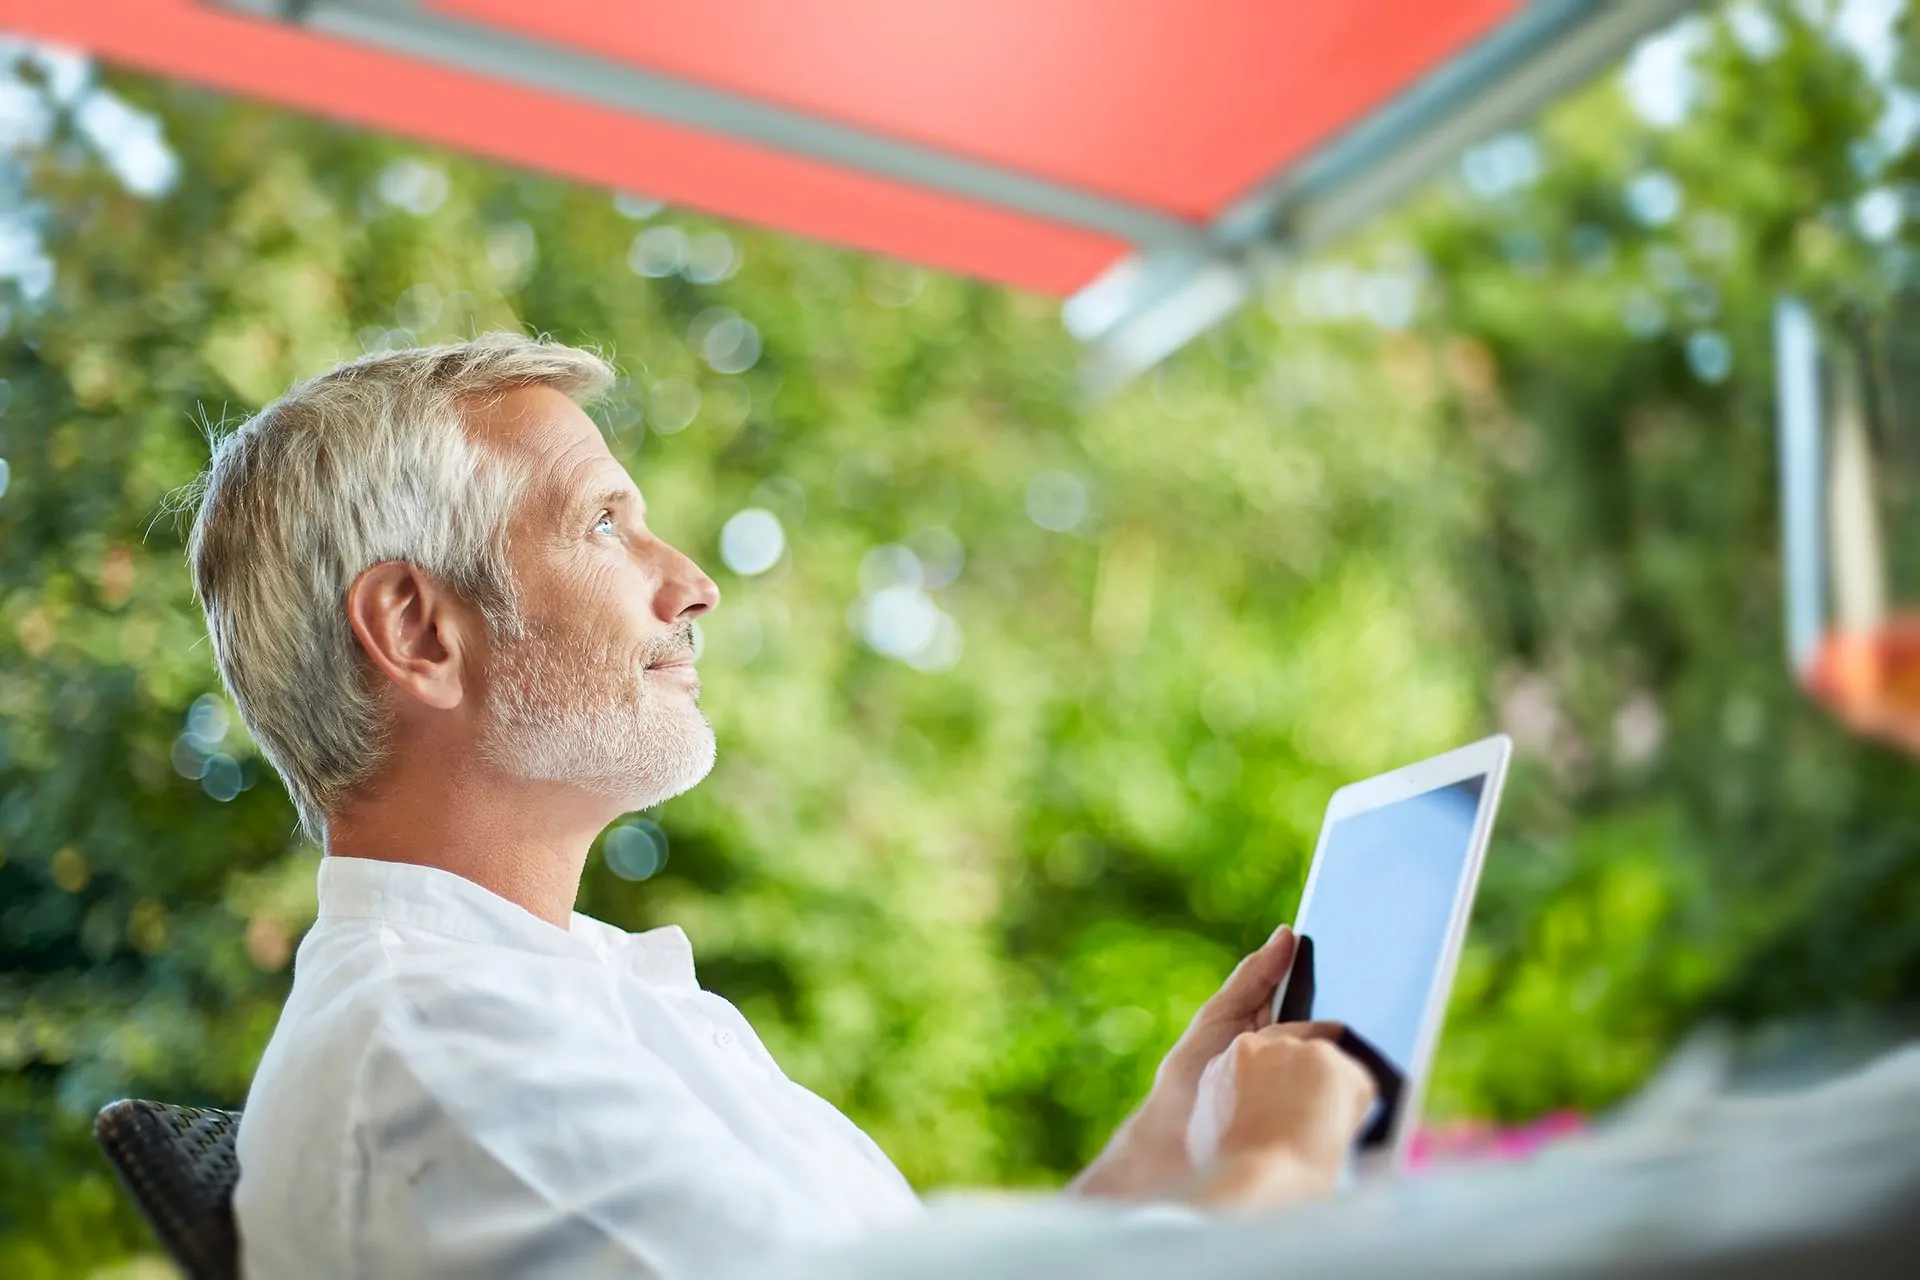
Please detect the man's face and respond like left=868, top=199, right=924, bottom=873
left=466, top=385, right=720, bottom=809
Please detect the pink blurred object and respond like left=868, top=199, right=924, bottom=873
left=1406, top=1109, right=1586, bottom=1169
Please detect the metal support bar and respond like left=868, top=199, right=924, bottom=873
left=210, top=0, right=1204, bottom=253
left=1071, top=0, right=1702, bottom=394
left=1266, top=0, right=1701, bottom=259
left=1776, top=298, right=1827, bottom=672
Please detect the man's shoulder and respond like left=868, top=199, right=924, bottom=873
left=305, top=926, right=597, bottom=1042
left=242, top=931, right=627, bottom=1168
left=287, top=917, right=495, bottom=1013
left=256, top=920, right=607, bottom=1100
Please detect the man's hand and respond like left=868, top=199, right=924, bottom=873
left=1183, top=1022, right=1378, bottom=1206
left=1070, top=924, right=1306, bottom=1200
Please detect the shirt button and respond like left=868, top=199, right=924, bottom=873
left=714, top=1028, right=736, bottom=1049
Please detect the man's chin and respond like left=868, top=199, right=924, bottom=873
left=613, top=718, right=717, bottom=811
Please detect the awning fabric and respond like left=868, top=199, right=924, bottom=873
left=0, top=0, right=1693, bottom=384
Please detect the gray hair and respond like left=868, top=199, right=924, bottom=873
left=183, top=333, right=614, bottom=838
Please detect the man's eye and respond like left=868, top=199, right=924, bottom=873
left=592, top=512, right=617, bottom=536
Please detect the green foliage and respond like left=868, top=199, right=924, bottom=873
left=4, top=3, right=1920, bottom=1272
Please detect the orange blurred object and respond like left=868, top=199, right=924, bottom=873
left=1775, top=299, right=1920, bottom=756
left=1802, top=614, right=1920, bottom=755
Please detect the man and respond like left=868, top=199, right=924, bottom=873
left=193, top=335, right=1376, bottom=1278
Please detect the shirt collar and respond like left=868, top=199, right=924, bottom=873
left=314, top=857, right=699, bottom=988
left=317, top=856, right=580, bottom=951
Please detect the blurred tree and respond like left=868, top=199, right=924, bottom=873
left=1409, top=0, right=1920, bottom=1116
left=1, top=2, right=1918, bottom=1273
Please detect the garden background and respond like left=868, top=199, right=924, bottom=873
left=5, top=2, right=1920, bottom=1272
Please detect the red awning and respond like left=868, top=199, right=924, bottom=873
left=1, top=0, right=1693, bottom=384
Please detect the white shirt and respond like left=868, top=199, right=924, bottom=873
left=234, top=856, right=922, bottom=1278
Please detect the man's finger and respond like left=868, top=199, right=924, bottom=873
left=1256, top=1019, right=1345, bottom=1044
left=1198, top=925, right=1296, bottom=1022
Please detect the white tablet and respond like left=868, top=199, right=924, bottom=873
left=1269, top=733, right=1513, bottom=1175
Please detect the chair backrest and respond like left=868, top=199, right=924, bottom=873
left=94, top=1099, right=242, bottom=1280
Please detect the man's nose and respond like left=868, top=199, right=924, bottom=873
left=650, top=540, right=719, bottom=624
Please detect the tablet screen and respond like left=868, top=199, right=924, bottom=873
left=1282, top=774, right=1487, bottom=1145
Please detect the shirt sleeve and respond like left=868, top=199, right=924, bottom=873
left=350, top=967, right=862, bottom=1279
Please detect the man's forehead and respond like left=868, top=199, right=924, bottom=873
left=463, top=383, right=602, bottom=459
left=464, top=384, right=637, bottom=503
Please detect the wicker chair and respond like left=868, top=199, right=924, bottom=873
left=94, top=1099, right=242, bottom=1280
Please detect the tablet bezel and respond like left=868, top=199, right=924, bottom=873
left=1268, top=733, right=1513, bottom=1175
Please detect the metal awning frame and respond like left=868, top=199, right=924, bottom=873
left=1069, top=0, right=1698, bottom=394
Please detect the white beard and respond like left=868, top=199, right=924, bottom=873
left=479, top=619, right=715, bottom=809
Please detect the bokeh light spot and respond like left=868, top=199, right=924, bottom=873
left=613, top=192, right=664, bottom=220
left=864, top=261, right=925, bottom=308
left=1727, top=2, right=1782, bottom=59
left=648, top=378, right=700, bottom=434
left=1855, top=187, right=1903, bottom=242
left=605, top=820, right=668, bottom=881
left=484, top=221, right=537, bottom=289
left=629, top=225, right=689, bottom=277
left=1622, top=19, right=1705, bottom=128
left=127, top=898, right=169, bottom=954
left=50, top=846, right=89, bottom=894
left=75, top=87, right=179, bottom=198
left=720, top=508, right=785, bottom=576
left=394, top=281, right=442, bottom=331
left=1685, top=329, right=1733, bottom=383
left=702, top=315, right=761, bottom=374
left=904, top=610, right=963, bottom=673
left=862, top=585, right=939, bottom=657
left=1625, top=170, right=1682, bottom=226
left=187, top=694, right=228, bottom=744
left=376, top=158, right=449, bottom=216
left=1459, top=132, right=1541, bottom=200
left=1687, top=211, right=1738, bottom=260
left=202, top=754, right=243, bottom=803
left=685, top=231, right=738, bottom=283
left=1026, top=470, right=1091, bottom=533
left=171, top=735, right=207, bottom=780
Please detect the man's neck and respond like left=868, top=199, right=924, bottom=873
left=324, top=763, right=615, bottom=929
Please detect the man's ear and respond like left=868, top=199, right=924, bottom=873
left=344, top=560, right=472, bottom=712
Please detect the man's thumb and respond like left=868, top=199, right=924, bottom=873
left=1202, top=925, right=1295, bottom=1021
